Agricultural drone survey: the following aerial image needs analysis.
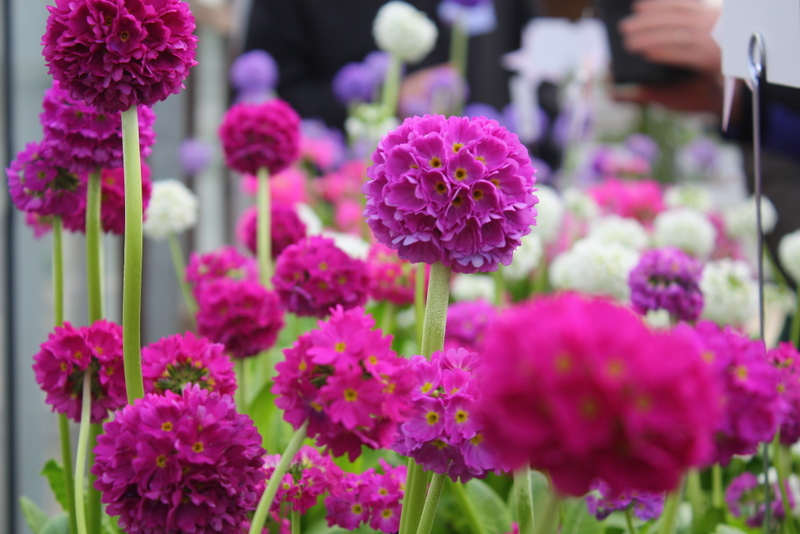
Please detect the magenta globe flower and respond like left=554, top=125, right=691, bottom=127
left=142, top=332, right=237, bottom=397
left=186, top=246, right=259, bottom=295
left=367, top=242, right=420, bottom=305
left=363, top=114, right=538, bottom=273
left=92, top=385, right=265, bottom=534
left=264, top=445, right=344, bottom=515
left=219, top=99, right=301, bottom=176
left=33, top=320, right=126, bottom=424
left=478, top=293, right=721, bottom=496
left=770, top=342, right=800, bottom=445
left=628, top=247, right=704, bottom=322
left=42, top=0, right=198, bottom=112
left=236, top=204, right=306, bottom=259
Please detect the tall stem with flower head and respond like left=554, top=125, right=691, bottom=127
left=74, top=371, right=93, bottom=534
left=121, top=106, right=145, bottom=403
left=657, top=486, right=683, bottom=534
left=257, top=166, right=273, bottom=288
left=381, top=53, right=403, bottom=117
left=514, top=467, right=535, bottom=534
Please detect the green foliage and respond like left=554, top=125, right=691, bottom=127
left=561, top=499, right=604, bottom=534
left=39, top=514, right=69, bottom=534
left=249, top=379, right=293, bottom=454
left=40, top=460, right=69, bottom=512
left=465, top=478, right=513, bottom=534
left=692, top=506, right=727, bottom=534
left=19, top=497, right=49, bottom=534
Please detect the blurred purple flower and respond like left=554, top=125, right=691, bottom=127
left=230, top=49, right=278, bottom=93
left=179, top=138, right=213, bottom=176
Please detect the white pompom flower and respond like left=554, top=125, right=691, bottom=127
left=549, top=238, right=639, bottom=302
left=587, top=215, right=650, bottom=251
left=504, top=232, right=543, bottom=282
left=779, top=229, right=800, bottom=283
left=295, top=203, right=323, bottom=235
left=530, top=185, right=564, bottom=244
left=723, top=195, right=778, bottom=239
left=700, top=259, right=757, bottom=327
left=321, top=231, right=371, bottom=260
left=451, top=273, right=496, bottom=302
left=562, top=187, right=599, bottom=222
left=653, top=208, right=716, bottom=259
left=143, top=179, right=198, bottom=241
left=664, top=184, right=715, bottom=213
left=373, top=1, right=438, bottom=64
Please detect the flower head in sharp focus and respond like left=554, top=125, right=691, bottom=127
left=273, top=236, right=371, bottom=318
left=195, top=277, right=285, bottom=359
left=693, top=320, right=784, bottom=464
left=265, top=445, right=344, bottom=515
left=142, top=332, right=236, bottom=398
left=363, top=114, right=538, bottom=274
left=92, top=386, right=265, bottom=534
left=143, top=179, right=198, bottom=240
left=768, top=343, right=800, bottom=446
left=478, top=293, right=721, bottom=496
left=393, top=347, right=506, bottom=482
left=236, top=204, right=307, bottom=260
left=33, top=320, right=126, bottom=424
left=219, top=99, right=301, bottom=176
left=42, top=0, right=198, bottom=113
left=40, top=81, right=157, bottom=175
left=185, top=246, right=259, bottom=295
left=585, top=480, right=665, bottom=521
left=726, top=472, right=794, bottom=528
left=628, top=247, right=704, bottom=322
left=373, top=1, right=438, bottom=64
left=273, top=306, right=414, bottom=460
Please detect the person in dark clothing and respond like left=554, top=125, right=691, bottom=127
left=243, top=0, right=539, bottom=129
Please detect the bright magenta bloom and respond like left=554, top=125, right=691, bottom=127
left=479, top=293, right=720, bottom=496
left=236, top=204, right=306, bottom=259
left=264, top=445, right=344, bottom=515
left=770, top=342, right=800, bottom=446
left=33, top=320, right=126, bottom=424
left=92, top=386, right=265, bottom=534
left=42, top=0, right=197, bottom=112
left=219, top=99, right=301, bottom=175
left=363, top=114, right=538, bottom=273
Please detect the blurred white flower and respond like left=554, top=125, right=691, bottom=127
left=700, top=259, right=757, bottom=327
left=723, top=195, right=778, bottom=239
left=530, top=185, right=564, bottom=244
left=779, top=229, right=800, bottom=283
left=321, top=231, right=370, bottom=260
left=644, top=309, right=672, bottom=329
left=664, top=184, right=715, bottom=213
left=373, top=1, right=438, bottom=64
left=295, top=203, right=324, bottom=235
left=550, top=238, right=639, bottom=302
left=587, top=215, right=649, bottom=251
left=562, top=187, right=599, bottom=222
left=504, top=232, right=543, bottom=282
left=143, top=179, right=198, bottom=240
left=653, top=208, right=716, bottom=259
left=451, top=273, right=496, bottom=302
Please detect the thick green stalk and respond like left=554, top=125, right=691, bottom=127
left=381, top=53, right=403, bottom=116
left=249, top=421, right=309, bottom=534
left=658, top=489, right=682, bottom=534
left=449, top=12, right=468, bottom=84
left=59, top=415, right=77, bottom=534
left=257, top=167, right=273, bottom=288
left=86, top=170, right=103, bottom=322
left=54, top=216, right=64, bottom=326
left=420, top=262, right=452, bottom=358
left=792, top=290, right=800, bottom=349
left=686, top=470, right=704, bottom=524
left=381, top=301, right=395, bottom=334
left=291, top=509, right=301, bottom=534
left=773, top=436, right=796, bottom=534
left=625, top=508, right=637, bottom=534
left=493, top=268, right=505, bottom=308
left=87, top=424, right=103, bottom=534
left=535, top=493, right=560, bottom=534
left=400, top=459, right=427, bottom=534
left=415, top=264, right=426, bottom=351
left=514, top=468, right=535, bottom=534
left=448, top=479, right=486, bottom=534
left=415, top=473, right=445, bottom=534
left=121, top=106, right=145, bottom=403
left=712, top=464, right=724, bottom=509
left=168, top=232, right=197, bottom=324
left=74, top=371, right=93, bottom=534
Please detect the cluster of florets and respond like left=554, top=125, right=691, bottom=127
left=273, top=306, right=414, bottom=459
left=141, top=332, right=236, bottom=397
left=272, top=236, right=371, bottom=318
left=726, top=472, right=794, bottom=528
left=219, top=99, right=301, bottom=175
left=363, top=114, right=538, bottom=274
left=589, top=178, right=664, bottom=225
left=32, top=320, right=126, bottom=424
left=394, top=347, right=505, bottom=482
left=628, top=247, right=705, bottom=322
left=186, top=246, right=258, bottom=290
left=444, top=300, right=496, bottom=353
left=236, top=204, right=307, bottom=259
left=264, top=445, right=344, bottom=516
left=42, top=0, right=198, bottom=112
left=324, top=459, right=407, bottom=533
left=693, top=320, right=784, bottom=464
left=478, top=293, right=721, bottom=496
left=92, top=386, right=265, bottom=534
left=367, top=243, right=418, bottom=305
left=769, top=342, right=800, bottom=445
left=585, top=480, right=665, bottom=521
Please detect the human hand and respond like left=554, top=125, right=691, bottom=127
left=618, top=0, right=722, bottom=74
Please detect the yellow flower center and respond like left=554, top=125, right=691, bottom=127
left=344, top=388, right=358, bottom=402
left=192, top=442, right=204, bottom=453
left=455, top=410, right=468, bottom=424
left=430, top=156, right=442, bottom=168
left=161, top=421, right=173, bottom=432
left=335, top=342, right=346, bottom=353
left=426, top=412, right=439, bottom=425
left=156, top=455, right=167, bottom=468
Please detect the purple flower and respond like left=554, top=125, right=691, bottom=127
left=42, top=0, right=198, bottom=112
left=628, top=247, right=704, bottom=322
left=364, top=51, right=392, bottom=84
left=236, top=204, right=306, bottom=260
left=333, top=62, right=377, bottom=105
left=272, top=236, right=371, bottom=318
left=178, top=138, right=213, bottom=176
left=726, top=472, right=794, bottom=528
left=230, top=49, right=278, bottom=93
left=92, top=386, right=265, bottom=534
left=685, top=138, right=719, bottom=171
left=625, top=133, right=659, bottom=164
left=445, top=299, right=496, bottom=353
left=586, top=480, right=665, bottom=521
left=142, top=332, right=237, bottom=398
left=364, top=114, right=538, bottom=273
left=33, top=320, right=126, bottom=424
left=186, top=246, right=259, bottom=294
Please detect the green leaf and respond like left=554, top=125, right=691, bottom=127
left=39, top=514, right=70, bottom=534
left=692, top=506, right=727, bottom=534
left=102, top=511, right=122, bottom=534
left=248, top=380, right=294, bottom=454
left=561, top=499, right=604, bottom=534
left=713, top=525, right=749, bottom=534
left=465, top=478, right=513, bottom=534
left=19, top=497, right=49, bottom=534
left=40, top=460, right=69, bottom=511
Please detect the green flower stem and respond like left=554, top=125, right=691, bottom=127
left=74, top=371, right=93, bottom=534
left=514, top=467, right=535, bottom=534
left=121, top=106, right=145, bottom=404
left=87, top=424, right=103, bottom=534
left=493, top=267, right=505, bottom=308
left=712, top=464, right=724, bottom=509
left=447, top=479, right=486, bottom=534
left=249, top=421, right=308, bottom=534
left=773, top=436, right=797, bottom=534
left=449, top=13, right=469, bottom=80
left=764, top=243, right=788, bottom=288
left=381, top=53, right=403, bottom=116
left=54, top=216, right=64, bottom=326
left=625, top=508, right=637, bottom=534
left=531, top=262, right=548, bottom=296
left=167, top=232, right=197, bottom=325
left=381, top=301, right=395, bottom=334
left=86, top=170, right=103, bottom=322
left=399, top=460, right=427, bottom=534
left=291, top=509, right=301, bottom=534
left=415, top=264, right=426, bottom=351
left=414, top=472, right=445, bottom=534
left=657, top=488, right=682, bottom=534
left=59, top=415, right=77, bottom=534
left=686, top=470, right=704, bottom=524
left=257, top=167, right=273, bottom=289
left=420, top=262, right=452, bottom=358
left=792, top=290, right=800, bottom=350
left=535, top=492, right=560, bottom=534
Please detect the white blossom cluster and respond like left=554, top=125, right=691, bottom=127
left=373, top=1, right=438, bottom=64
left=664, top=184, right=715, bottom=213
left=779, top=229, right=800, bottom=283
left=550, top=239, right=640, bottom=302
left=143, top=179, right=198, bottom=240
left=451, top=273, right=496, bottom=302
left=700, top=259, right=757, bottom=327
left=587, top=215, right=649, bottom=251
left=504, top=232, right=544, bottom=282
left=562, top=187, right=599, bottom=222
left=723, top=195, right=778, bottom=239
left=653, top=208, right=716, bottom=259
left=530, top=185, right=564, bottom=244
